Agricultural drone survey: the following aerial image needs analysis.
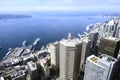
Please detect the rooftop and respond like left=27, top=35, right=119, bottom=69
left=60, top=38, right=81, bottom=47
left=87, top=54, right=117, bottom=68
left=50, top=41, right=59, bottom=47
left=11, top=70, right=26, bottom=80
left=107, top=19, right=115, bottom=26
left=81, top=37, right=91, bottom=43
left=98, top=54, right=117, bottom=66
left=104, top=37, right=120, bottom=42
left=87, top=55, right=98, bottom=63
left=27, top=61, right=37, bottom=71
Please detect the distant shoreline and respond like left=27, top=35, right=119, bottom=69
left=0, top=14, right=32, bottom=21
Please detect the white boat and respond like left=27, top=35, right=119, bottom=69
left=22, top=40, right=27, bottom=46
left=33, top=38, right=40, bottom=46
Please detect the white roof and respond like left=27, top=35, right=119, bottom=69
left=27, top=61, right=37, bottom=71
left=105, top=37, right=120, bottom=42
left=60, top=38, right=82, bottom=47
left=108, top=19, right=114, bottom=26
left=81, top=37, right=91, bottom=43
left=98, top=54, right=117, bottom=66
left=50, top=41, right=59, bottom=47
left=0, top=77, right=4, bottom=80
left=87, top=55, right=104, bottom=68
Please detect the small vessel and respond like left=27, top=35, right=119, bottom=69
left=3, top=48, right=12, bottom=59
left=88, top=17, right=94, bottom=19
left=0, top=47, right=2, bottom=51
left=33, top=38, right=40, bottom=46
left=22, top=40, right=27, bottom=46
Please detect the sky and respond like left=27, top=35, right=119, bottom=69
left=0, top=0, right=120, bottom=12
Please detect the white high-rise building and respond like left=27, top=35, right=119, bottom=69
left=115, top=21, right=120, bottom=38
left=80, top=37, right=91, bottom=70
left=59, top=33, right=82, bottom=80
left=48, top=41, right=60, bottom=69
left=84, top=54, right=117, bottom=80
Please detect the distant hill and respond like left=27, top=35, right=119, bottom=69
left=0, top=14, right=32, bottom=20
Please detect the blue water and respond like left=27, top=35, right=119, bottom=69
left=0, top=11, right=109, bottom=60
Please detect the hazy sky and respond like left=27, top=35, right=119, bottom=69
left=0, top=0, right=120, bottom=12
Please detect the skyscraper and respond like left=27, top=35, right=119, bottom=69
left=59, top=33, right=82, bottom=80
left=110, top=58, right=120, bottom=80
left=99, top=37, right=120, bottom=58
left=80, top=37, right=91, bottom=70
left=84, top=54, right=118, bottom=80
left=88, top=32, right=99, bottom=55
left=115, top=21, right=120, bottom=38
left=27, top=61, right=38, bottom=80
left=48, top=41, right=60, bottom=69
left=88, top=32, right=99, bottom=47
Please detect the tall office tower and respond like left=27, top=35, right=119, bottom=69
left=115, top=21, right=120, bottom=38
left=84, top=54, right=118, bottom=80
left=27, top=61, right=38, bottom=80
left=99, top=23, right=107, bottom=39
left=105, top=19, right=115, bottom=37
left=80, top=37, right=91, bottom=70
left=59, top=33, right=82, bottom=80
left=99, top=19, right=119, bottom=39
left=48, top=41, right=60, bottom=69
left=99, top=37, right=120, bottom=58
left=88, top=32, right=99, bottom=45
left=110, top=58, right=120, bottom=80
left=88, top=32, right=99, bottom=55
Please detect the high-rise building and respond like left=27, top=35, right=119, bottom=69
left=27, top=61, right=38, bottom=80
left=88, top=32, right=99, bottom=55
left=110, top=58, right=120, bottom=80
left=48, top=41, right=60, bottom=69
left=99, top=19, right=117, bottom=38
left=80, top=37, right=91, bottom=70
left=0, top=76, right=4, bottom=80
left=105, top=19, right=115, bottom=37
left=88, top=32, right=99, bottom=46
left=59, top=33, right=82, bottom=80
left=99, top=37, right=120, bottom=58
left=115, top=21, right=120, bottom=38
left=38, top=51, right=50, bottom=79
left=84, top=54, right=118, bottom=80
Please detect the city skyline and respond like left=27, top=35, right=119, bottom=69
left=0, top=17, right=120, bottom=80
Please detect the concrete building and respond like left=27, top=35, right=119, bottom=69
left=48, top=41, right=60, bottom=69
left=97, top=19, right=120, bottom=39
left=11, top=70, right=26, bottom=80
left=115, top=21, right=120, bottom=38
left=39, top=53, right=50, bottom=79
left=59, top=33, right=82, bottom=80
left=99, top=20, right=116, bottom=38
left=2, top=66, right=27, bottom=80
left=0, top=76, right=4, bottom=80
left=105, top=19, right=116, bottom=37
left=109, top=58, right=120, bottom=80
left=80, top=37, right=91, bottom=70
left=88, top=32, right=99, bottom=45
left=88, top=32, right=99, bottom=55
left=99, top=37, right=120, bottom=58
left=84, top=54, right=117, bottom=80
left=27, top=61, right=38, bottom=80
